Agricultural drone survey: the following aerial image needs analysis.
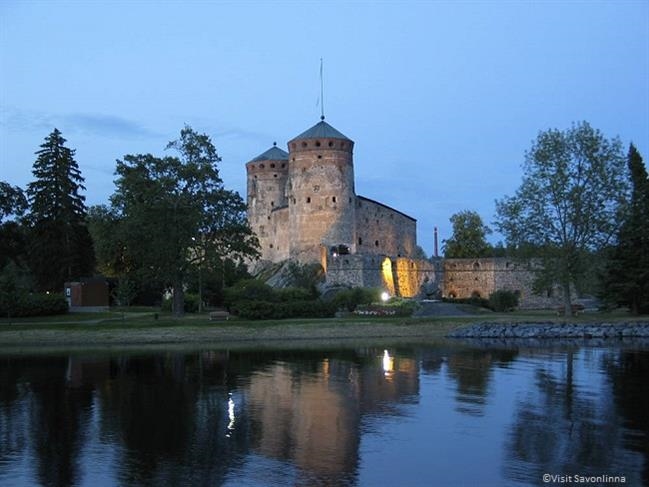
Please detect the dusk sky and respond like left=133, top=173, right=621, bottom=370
left=1, top=1, right=647, bottom=255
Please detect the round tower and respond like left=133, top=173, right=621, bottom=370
left=286, top=118, right=356, bottom=263
left=246, top=143, right=290, bottom=261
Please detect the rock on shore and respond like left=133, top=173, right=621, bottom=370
left=447, top=322, right=649, bottom=339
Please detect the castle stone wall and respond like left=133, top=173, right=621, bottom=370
left=355, top=197, right=416, bottom=258
left=287, top=137, right=356, bottom=263
left=442, top=258, right=563, bottom=309
left=325, top=254, right=438, bottom=299
left=246, top=154, right=289, bottom=261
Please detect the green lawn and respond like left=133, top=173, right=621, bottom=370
left=0, top=306, right=646, bottom=333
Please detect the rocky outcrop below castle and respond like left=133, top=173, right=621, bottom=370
left=447, top=322, right=649, bottom=339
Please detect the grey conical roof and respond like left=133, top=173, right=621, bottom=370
left=249, top=144, right=289, bottom=162
left=289, top=119, right=351, bottom=142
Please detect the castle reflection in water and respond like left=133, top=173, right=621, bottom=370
left=1, top=345, right=647, bottom=486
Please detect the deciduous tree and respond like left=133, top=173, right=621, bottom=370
left=495, top=122, right=627, bottom=315
left=109, top=126, right=259, bottom=316
left=443, top=210, right=492, bottom=258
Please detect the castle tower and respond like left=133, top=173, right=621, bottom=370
left=246, top=143, right=290, bottom=261
left=286, top=118, right=356, bottom=263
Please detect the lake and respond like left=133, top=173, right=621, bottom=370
left=1, top=341, right=647, bottom=486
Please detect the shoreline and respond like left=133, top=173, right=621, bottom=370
left=2, top=317, right=649, bottom=354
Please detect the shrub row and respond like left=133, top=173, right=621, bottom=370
left=329, top=287, right=380, bottom=312
left=443, top=290, right=520, bottom=312
left=231, top=300, right=335, bottom=320
left=0, top=293, right=68, bottom=318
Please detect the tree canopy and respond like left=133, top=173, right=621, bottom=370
left=25, top=129, right=95, bottom=291
left=443, top=210, right=492, bottom=258
left=106, top=125, right=259, bottom=315
left=495, top=121, right=627, bottom=313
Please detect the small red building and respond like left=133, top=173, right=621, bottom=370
left=64, top=277, right=110, bottom=309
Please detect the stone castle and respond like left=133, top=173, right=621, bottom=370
left=246, top=118, right=560, bottom=308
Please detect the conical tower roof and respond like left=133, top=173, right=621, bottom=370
left=248, top=143, right=289, bottom=162
left=289, top=118, right=351, bottom=143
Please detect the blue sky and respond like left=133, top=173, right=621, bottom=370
left=1, top=1, right=647, bottom=255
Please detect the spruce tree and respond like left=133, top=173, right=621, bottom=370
left=601, top=144, right=649, bottom=314
left=26, top=129, right=95, bottom=291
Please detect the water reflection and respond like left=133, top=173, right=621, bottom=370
left=0, top=344, right=648, bottom=486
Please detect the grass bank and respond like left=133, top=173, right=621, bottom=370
left=1, top=308, right=647, bottom=353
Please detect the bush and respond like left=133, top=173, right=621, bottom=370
left=232, top=299, right=335, bottom=320
left=0, top=293, right=68, bottom=318
left=488, top=290, right=520, bottom=312
left=276, top=287, right=315, bottom=302
left=161, top=293, right=200, bottom=313
left=223, top=279, right=275, bottom=307
left=330, top=287, right=380, bottom=312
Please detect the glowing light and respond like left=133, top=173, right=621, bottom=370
left=382, top=349, right=394, bottom=377
left=381, top=257, right=395, bottom=295
left=226, top=393, right=235, bottom=437
left=381, top=291, right=390, bottom=302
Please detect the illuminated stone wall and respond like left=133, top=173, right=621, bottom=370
left=325, top=254, right=438, bottom=298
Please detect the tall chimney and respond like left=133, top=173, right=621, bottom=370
left=434, top=227, right=439, bottom=258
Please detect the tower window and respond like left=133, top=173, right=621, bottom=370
left=270, top=244, right=273, bottom=249
left=281, top=163, right=286, bottom=168
left=375, top=240, right=379, bottom=247
left=328, top=141, right=334, bottom=147
left=358, top=237, right=362, bottom=245
left=271, top=201, right=274, bottom=206
left=315, top=140, right=321, bottom=147
left=317, top=155, right=322, bottom=159
left=307, top=197, right=311, bottom=203
left=270, top=163, right=275, bottom=168
left=332, top=196, right=336, bottom=203
left=301, top=142, right=307, bottom=148
left=260, top=164, right=265, bottom=169
left=273, top=174, right=277, bottom=178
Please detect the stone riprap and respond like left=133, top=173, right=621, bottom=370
left=447, top=322, right=649, bottom=339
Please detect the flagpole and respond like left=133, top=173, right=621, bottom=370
left=320, top=58, right=325, bottom=120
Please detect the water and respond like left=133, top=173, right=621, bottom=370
left=1, top=342, right=647, bottom=486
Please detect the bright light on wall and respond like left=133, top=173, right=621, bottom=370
left=381, top=291, right=390, bottom=302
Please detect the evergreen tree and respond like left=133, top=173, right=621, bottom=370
left=601, top=144, right=649, bottom=314
left=26, top=129, right=95, bottom=291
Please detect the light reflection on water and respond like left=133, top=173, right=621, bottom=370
left=0, top=344, right=648, bottom=486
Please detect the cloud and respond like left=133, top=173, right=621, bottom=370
left=0, top=106, right=160, bottom=139
left=62, top=113, right=160, bottom=139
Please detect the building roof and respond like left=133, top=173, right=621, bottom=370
left=289, top=118, right=351, bottom=142
left=357, top=195, right=417, bottom=222
left=249, top=144, right=289, bottom=162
